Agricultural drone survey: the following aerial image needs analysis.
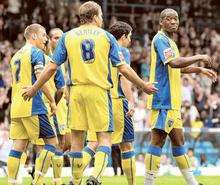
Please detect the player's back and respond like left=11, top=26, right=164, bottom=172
left=64, top=25, right=117, bottom=90
left=10, top=44, right=47, bottom=118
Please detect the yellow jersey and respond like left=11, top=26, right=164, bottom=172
left=10, top=44, right=48, bottom=118
left=52, top=25, right=125, bottom=90
left=147, top=30, right=181, bottom=110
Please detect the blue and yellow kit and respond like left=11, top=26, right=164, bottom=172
left=88, top=46, right=134, bottom=144
left=32, top=55, right=66, bottom=146
left=10, top=43, right=56, bottom=140
left=52, top=25, right=125, bottom=132
left=43, top=55, right=68, bottom=136
left=147, top=30, right=182, bottom=133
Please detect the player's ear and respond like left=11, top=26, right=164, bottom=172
left=32, top=34, right=37, bottom=40
left=93, top=15, right=98, bottom=23
left=121, top=34, right=126, bottom=40
left=159, top=18, right=163, bottom=27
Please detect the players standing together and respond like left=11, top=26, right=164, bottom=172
left=7, top=1, right=217, bottom=185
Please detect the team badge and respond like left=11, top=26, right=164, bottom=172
left=167, top=119, right=174, bottom=127
left=163, top=48, right=174, bottom=60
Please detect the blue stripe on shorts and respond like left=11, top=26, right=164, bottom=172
left=153, top=109, right=168, bottom=131
left=39, top=114, right=56, bottom=138
left=122, top=99, right=134, bottom=142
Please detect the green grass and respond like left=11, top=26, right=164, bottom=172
left=1, top=176, right=220, bottom=185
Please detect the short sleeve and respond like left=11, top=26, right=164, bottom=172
left=105, top=31, right=125, bottom=67
left=54, top=66, right=65, bottom=89
left=31, top=47, right=45, bottom=73
left=121, top=47, right=131, bottom=65
left=52, top=33, right=67, bottom=66
left=154, top=36, right=176, bottom=65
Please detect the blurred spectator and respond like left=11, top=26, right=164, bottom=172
left=182, top=76, right=193, bottom=104
left=182, top=100, right=200, bottom=127
left=200, top=153, right=209, bottom=167
left=187, top=148, right=199, bottom=168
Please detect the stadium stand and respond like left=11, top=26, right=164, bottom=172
left=0, top=0, right=219, bottom=173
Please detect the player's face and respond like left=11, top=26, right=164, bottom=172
left=35, top=28, right=48, bottom=50
left=50, top=30, right=63, bottom=50
left=161, top=12, right=179, bottom=33
left=124, top=31, right=132, bottom=47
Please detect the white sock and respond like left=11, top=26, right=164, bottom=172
left=181, top=168, right=199, bottom=185
left=144, top=170, right=157, bottom=185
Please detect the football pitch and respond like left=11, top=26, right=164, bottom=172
left=1, top=176, right=220, bottom=185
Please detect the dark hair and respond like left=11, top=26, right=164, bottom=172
left=160, top=8, right=178, bottom=20
left=79, top=1, right=101, bottom=24
left=109, top=21, right=132, bottom=40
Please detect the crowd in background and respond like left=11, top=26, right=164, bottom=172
left=0, top=0, right=220, bottom=168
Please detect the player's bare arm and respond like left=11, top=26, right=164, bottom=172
left=55, top=87, right=64, bottom=105
left=35, top=70, right=57, bottom=115
left=117, top=64, right=158, bottom=94
left=120, top=75, right=135, bottom=117
left=181, top=66, right=217, bottom=82
left=168, top=54, right=213, bottom=68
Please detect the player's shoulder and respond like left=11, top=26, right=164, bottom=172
left=121, top=46, right=130, bottom=55
left=11, top=44, right=32, bottom=62
left=153, top=31, right=169, bottom=44
left=30, top=45, right=44, bottom=56
left=103, top=30, right=118, bottom=44
left=120, top=46, right=130, bottom=64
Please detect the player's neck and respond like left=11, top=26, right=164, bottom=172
left=161, top=29, right=173, bottom=38
left=117, top=40, right=123, bottom=47
left=81, top=22, right=98, bottom=27
left=26, top=40, right=36, bottom=47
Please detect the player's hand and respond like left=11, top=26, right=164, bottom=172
left=200, top=68, right=217, bottom=82
left=49, top=101, right=57, bottom=116
left=198, top=54, right=213, bottom=67
left=142, top=82, right=158, bottom=94
left=22, top=86, right=37, bottom=101
left=126, top=102, right=135, bottom=117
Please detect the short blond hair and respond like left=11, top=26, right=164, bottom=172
left=49, top=28, right=63, bottom=38
left=79, top=1, right=101, bottom=24
left=24, top=23, right=45, bottom=40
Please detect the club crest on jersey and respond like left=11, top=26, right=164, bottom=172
left=167, top=119, right=174, bottom=127
left=163, top=48, right=174, bottom=60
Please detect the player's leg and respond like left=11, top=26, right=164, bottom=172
left=24, top=115, right=58, bottom=185
left=144, top=129, right=167, bottom=185
left=89, top=131, right=112, bottom=184
left=28, top=139, right=44, bottom=181
left=144, top=109, right=168, bottom=185
left=51, top=135, right=64, bottom=185
left=67, top=86, right=88, bottom=185
left=118, top=98, right=136, bottom=185
left=82, top=138, right=98, bottom=171
left=8, top=118, right=29, bottom=185
left=7, top=139, right=28, bottom=185
left=169, top=128, right=199, bottom=185
left=17, top=151, right=28, bottom=183
left=52, top=116, right=65, bottom=185
left=120, top=142, right=136, bottom=185
left=86, top=87, right=113, bottom=184
left=68, top=130, right=85, bottom=185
